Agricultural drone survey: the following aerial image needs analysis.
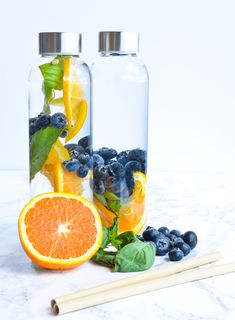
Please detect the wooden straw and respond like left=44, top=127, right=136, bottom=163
left=53, top=261, right=235, bottom=315
left=51, top=251, right=221, bottom=308
left=51, top=252, right=221, bottom=313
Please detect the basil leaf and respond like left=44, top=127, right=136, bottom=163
left=92, top=249, right=116, bottom=268
left=114, top=241, right=155, bottom=272
left=104, top=191, right=120, bottom=201
left=100, top=226, right=109, bottom=249
left=94, top=192, right=108, bottom=207
left=39, top=57, right=64, bottom=113
left=108, top=218, right=119, bottom=243
left=107, top=199, right=121, bottom=214
left=30, top=126, right=63, bottom=181
left=113, top=231, right=138, bottom=250
left=39, top=63, right=63, bottom=90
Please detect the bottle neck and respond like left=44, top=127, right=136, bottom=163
left=100, top=51, right=137, bottom=57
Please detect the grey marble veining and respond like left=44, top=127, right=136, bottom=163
left=0, top=171, right=235, bottom=320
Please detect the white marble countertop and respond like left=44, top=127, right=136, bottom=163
left=1, top=171, right=235, bottom=320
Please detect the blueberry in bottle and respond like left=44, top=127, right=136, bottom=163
left=51, top=113, right=67, bottom=128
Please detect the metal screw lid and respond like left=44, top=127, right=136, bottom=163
left=99, top=31, right=139, bottom=53
left=39, top=32, right=82, bottom=55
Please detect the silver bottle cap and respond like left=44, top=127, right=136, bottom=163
left=99, top=31, right=139, bottom=53
left=39, top=32, right=82, bottom=55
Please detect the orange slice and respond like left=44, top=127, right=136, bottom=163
left=63, top=57, right=88, bottom=142
left=40, top=139, right=84, bottom=195
left=18, top=192, right=102, bottom=270
left=94, top=172, right=146, bottom=234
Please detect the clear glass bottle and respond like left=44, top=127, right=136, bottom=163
left=92, top=31, right=149, bottom=233
left=29, top=32, right=92, bottom=200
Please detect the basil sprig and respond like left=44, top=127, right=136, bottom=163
left=92, top=219, right=156, bottom=272
left=39, top=57, right=64, bottom=113
left=30, top=126, right=63, bottom=181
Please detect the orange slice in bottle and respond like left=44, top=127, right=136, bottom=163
left=94, top=172, right=147, bottom=234
left=18, top=192, right=102, bottom=269
left=41, top=140, right=84, bottom=195
left=63, top=57, right=88, bottom=142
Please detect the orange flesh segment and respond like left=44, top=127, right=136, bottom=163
left=24, top=197, right=97, bottom=260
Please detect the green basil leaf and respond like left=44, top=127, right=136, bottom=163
left=114, top=240, right=155, bottom=272
left=39, top=57, right=64, bottom=113
left=92, top=249, right=116, bottom=268
left=104, top=191, right=120, bottom=201
left=113, top=231, right=138, bottom=250
left=94, top=192, right=108, bottom=207
left=108, top=218, right=119, bottom=243
left=30, top=126, right=63, bottom=181
left=100, top=226, right=109, bottom=249
left=39, top=63, right=63, bottom=90
left=107, top=199, right=121, bottom=214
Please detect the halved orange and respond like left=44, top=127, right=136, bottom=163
left=63, top=57, right=88, bottom=142
left=18, top=193, right=102, bottom=270
left=94, top=172, right=147, bottom=234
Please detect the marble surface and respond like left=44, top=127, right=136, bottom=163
left=0, top=171, right=235, bottom=320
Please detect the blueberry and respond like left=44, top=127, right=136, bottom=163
left=94, top=165, right=109, bottom=180
left=168, top=234, right=177, bottom=241
left=105, top=159, right=116, bottom=165
left=51, top=113, right=67, bottom=128
left=108, top=162, right=125, bottom=178
left=105, top=176, right=124, bottom=194
left=95, top=147, right=117, bottom=160
left=117, top=151, right=129, bottom=166
left=170, top=237, right=184, bottom=249
left=137, top=235, right=145, bottom=242
left=29, top=123, right=37, bottom=136
left=63, top=159, right=80, bottom=172
left=71, top=146, right=85, bottom=159
left=154, top=237, right=170, bottom=256
left=94, top=180, right=105, bottom=195
left=143, top=228, right=160, bottom=241
left=125, top=161, right=142, bottom=175
left=36, top=113, right=51, bottom=129
left=93, top=154, right=105, bottom=167
left=64, top=144, right=78, bottom=152
left=170, top=229, right=181, bottom=237
left=85, top=145, right=92, bottom=155
left=178, top=243, right=191, bottom=256
left=158, top=226, right=170, bottom=237
left=128, top=148, right=146, bottom=163
left=60, top=129, right=67, bottom=138
left=141, top=161, right=147, bottom=174
left=125, top=174, right=135, bottom=191
left=182, top=231, right=198, bottom=249
left=169, top=248, right=184, bottom=261
left=78, top=154, right=93, bottom=168
left=78, top=135, right=92, bottom=149
left=146, top=226, right=154, bottom=230
left=77, top=165, right=89, bottom=178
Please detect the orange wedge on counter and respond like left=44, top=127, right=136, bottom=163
left=63, top=57, right=88, bottom=142
left=18, top=193, right=102, bottom=270
left=94, top=172, right=147, bottom=234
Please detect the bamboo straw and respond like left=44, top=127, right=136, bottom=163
left=53, top=261, right=235, bottom=315
left=51, top=251, right=221, bottom=308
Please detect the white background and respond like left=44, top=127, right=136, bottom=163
left=0, top=0, right=235, bottom=172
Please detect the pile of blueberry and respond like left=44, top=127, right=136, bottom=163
left=138, top=226, right=198, bottom=261
left=93, top=148, right=147, bottom=198
left=29, top=112, right=67, bottom=137
left=63, top=135, right=92, bottom=178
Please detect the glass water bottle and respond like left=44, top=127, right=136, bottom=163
left=92, top=31, right=149, bottom=233
left=29, top=32, right=92, bottom=200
